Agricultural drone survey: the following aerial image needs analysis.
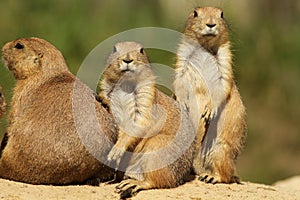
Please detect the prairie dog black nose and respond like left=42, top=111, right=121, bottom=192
left=206, top=23, right=216, bottom=28
left=123, top=59, right=133, bottom=64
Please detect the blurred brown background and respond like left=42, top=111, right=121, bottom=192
left=0, top=0, right=299, bottom=184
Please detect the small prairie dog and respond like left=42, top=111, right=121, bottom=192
left=0, top=86, right=6, bottom=118
left=100, top=42, right=156, bottom=162
left=99, top=42, right=195, bottom=198
left=0, top=37, right=117, bottom=184
left=173, top=7, right=247, bottom=183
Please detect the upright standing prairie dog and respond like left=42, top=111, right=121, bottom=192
left=173, top=7, right=247, bottom=183
left=0, top=37, right=117, bottom=184
left=0, top=86, right=6, bottom=118
left=99, top=42, right=195, bottom=198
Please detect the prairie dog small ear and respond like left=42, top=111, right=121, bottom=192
left=14, top=42, right=24, bottom=49
left=34, top=57, right=39, bottom=64
left=140, top=48, right=144, bottom=54
left=34, top=53, right=43, bottom=63
left=113, top=45, right=117, bottom=53
left=193, top=10, right=198, bottom=18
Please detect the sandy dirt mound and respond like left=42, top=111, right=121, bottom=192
left=273, top=176, right=300, bottom=197
left=0, top=176, right=299, bottom=200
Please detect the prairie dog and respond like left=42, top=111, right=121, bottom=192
left=0, top=86, right=6, bottom=118
left=173, top=7, right=247, bottom=183
left=0, top=37, right=117, bottom=184
left=99, top=42, right=195, bottom=198
left=100, top=42, right=157, bottom=163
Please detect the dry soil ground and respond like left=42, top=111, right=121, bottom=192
left=0, top=175, right=299, bottom=199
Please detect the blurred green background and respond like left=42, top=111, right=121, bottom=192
left=0, top=0, right=299, bottom=185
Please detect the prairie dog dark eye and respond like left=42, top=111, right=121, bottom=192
left=221, top=12, right=224, bottom=18
left=193, top=10, right=198, bottom=18
left=140, top=48, right=144, bottom=54
left=15, top=43, right=24, bottom=49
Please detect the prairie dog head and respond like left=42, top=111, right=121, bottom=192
left=103, top=41, right=152, bottom=87
left=184, top=7, right=229, bottom=54
left=2, top=37, right=68, bottom=80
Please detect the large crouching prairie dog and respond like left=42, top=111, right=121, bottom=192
left=0, top=37, right=117, bottom=185
left=173, top=7, right=247, bottom=184
left=98, top=42, right=197, bottom=198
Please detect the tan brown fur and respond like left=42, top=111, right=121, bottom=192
left=0, top=37, right=117, bottom=185
left=173, top=7, right=247, bottom=184
left=99, top=42, right=195, bottom=198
